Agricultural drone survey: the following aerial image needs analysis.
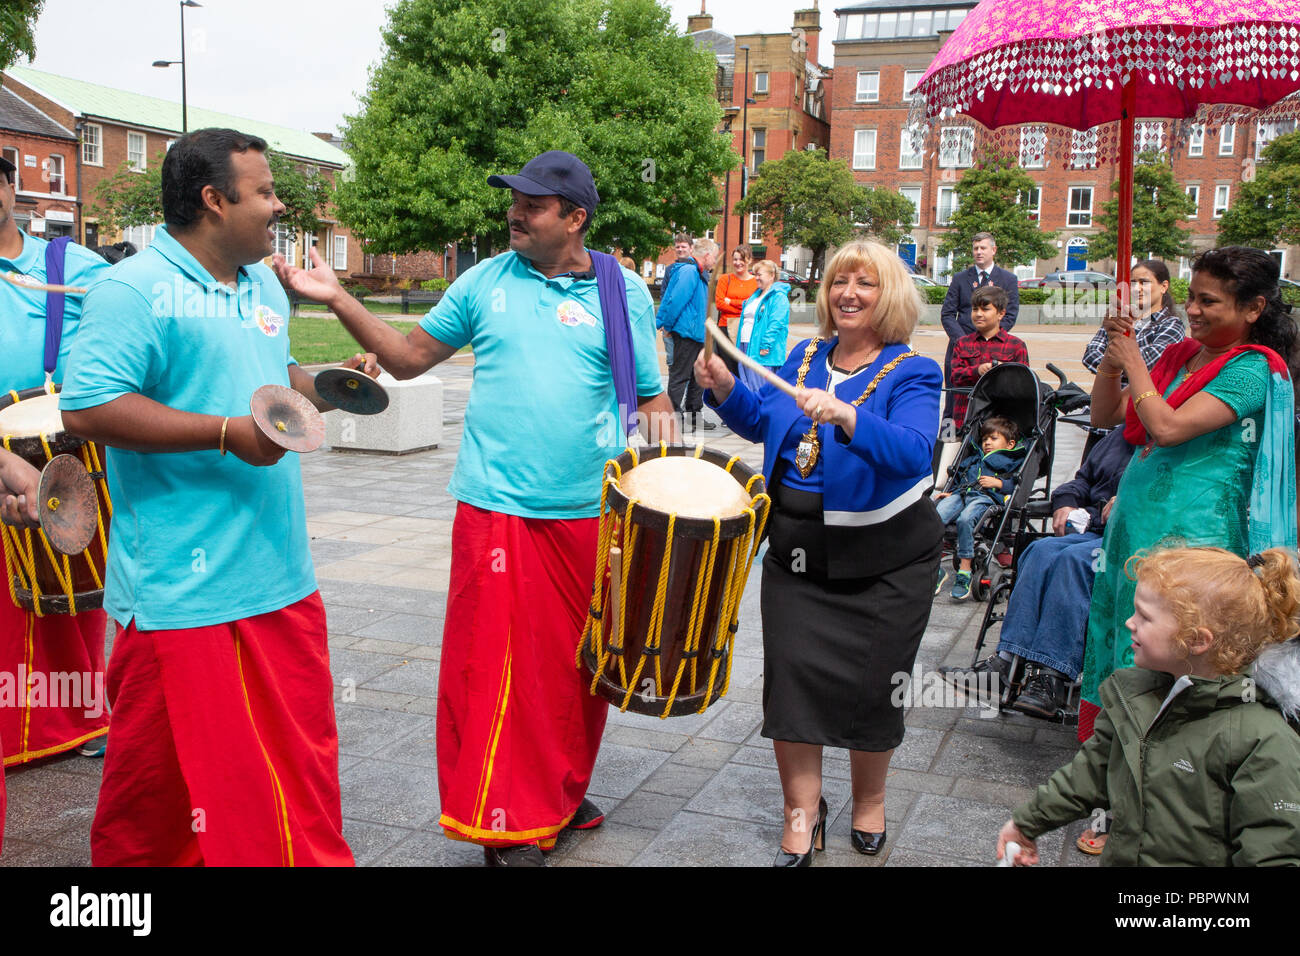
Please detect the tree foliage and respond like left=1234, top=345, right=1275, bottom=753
left=1217, top=131, right=1300, bottom=250
left=937, top=151, right=1057, bottom=274
left=334, top=0, right=735, bottom=260
left=732, top=147, right=912, bottom=277
left=91, top=150, right=330, bottom=236
left=1090, top=151, right=1196, bottom=263
left=0, top=1, right=43, bottom=71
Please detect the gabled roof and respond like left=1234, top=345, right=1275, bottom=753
left=0, top=85, right=75, bottom=141
left=6, top=66, right=349, bottom=167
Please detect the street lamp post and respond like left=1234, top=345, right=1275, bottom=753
left=152, top=1, right=202, bottom=133
left=738, top=45, right=751, bottom=250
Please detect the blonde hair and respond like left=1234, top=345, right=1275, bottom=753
left=1128, top=547, right=1300, bottom=675
left=753, top=259, right=778, bottom=279
left=693, top=237, right=719, bottom=258
left=815, top=240, right=923, bottom=343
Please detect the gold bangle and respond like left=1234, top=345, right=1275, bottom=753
left=1096, top=367, right=1123, bottom=379
left=1133, top=390, right=1159, bottom=406
left=219, top=417, right=229, bottom=455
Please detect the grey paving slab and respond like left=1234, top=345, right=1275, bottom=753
left=684, top=760, right=852, bottom=828
left=634, top=809, right=782, bottom=867
left=324, top=604, right=395, bottom=637
left=932, top=730, right=1078, bottom=789
left=330, top=646, right=408, bottom=687
left=334, top=705, right=432, bottom=759
left=359, top=658, right=439, bottom=697
left=587, top=742, right=673, bottom=800
left=339, top=758, right=439, bottom=829
left=342, top=820, right=415, bottom=866
left=563, top=821, right=659, bottom=866
left=892, top=791, right=1067, bottom=865
left=696, top=700, right=763, bottom=743
left=352, top=610, right=445, bottom=645
left=310, top=539, right=380, bottom=564
left=374, top=829, right=483, bottom=867
left=3, top=768, right=101, bottom=843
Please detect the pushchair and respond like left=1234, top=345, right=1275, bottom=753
left=935, top=362, right=1086, bottom=602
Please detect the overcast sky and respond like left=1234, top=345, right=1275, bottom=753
left=24, top=0, right=837, bottom=135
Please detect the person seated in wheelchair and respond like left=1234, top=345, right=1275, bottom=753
left=940, top=427, right=1135, bottom=716
left=934, top=415, right=1025, bottom=601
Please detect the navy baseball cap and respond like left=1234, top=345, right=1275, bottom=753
left=0, top=155, right=14, bottom=182
left=488, top=151, right=600, bottom=215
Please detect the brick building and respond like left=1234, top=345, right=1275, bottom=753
left=649, top=4, right=831, bottom=283
left=1, top=66, right=449, bottom=286
left=830, top=0, right=1300, bottom=281
left=0, top=85, right=80, bottom=241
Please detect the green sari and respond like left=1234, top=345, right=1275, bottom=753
left=1081, top=352, right=1280, bottom=707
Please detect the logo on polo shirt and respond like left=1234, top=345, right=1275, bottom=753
left=252, top=305, right=284, bottom=336
left=556, top=300, right=598, bottom=328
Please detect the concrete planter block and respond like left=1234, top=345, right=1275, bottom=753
left=324, top=370, right=443, bottom=454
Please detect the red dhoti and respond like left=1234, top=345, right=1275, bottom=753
left=0, top=596, right=109, bottom=766
left=437, top=502, right=608, bottom=849
left=90, top=591, right=353, bottom=866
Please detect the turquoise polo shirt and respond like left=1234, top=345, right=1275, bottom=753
left=0, top=230, right=111, bottom=392
left=420, top=251, right=663, bottom=518
left=60, top=225, right=315, bottom=630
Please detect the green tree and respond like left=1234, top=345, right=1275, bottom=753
left=937, top=151, right=1057, bottom=274
left=1090, top=151, right=1196, bottom=263
left=91, top=150, right=329, bottom=236
left=732, top=147, right=913, bottom=277
left=334, top=0, right=735, bottom=260
left=0, top=1, right=43, bottom=71
left=1217, top=131, right=1300, bottom=249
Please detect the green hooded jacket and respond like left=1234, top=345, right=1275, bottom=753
left=1012, top=648, right=1300, bottom=866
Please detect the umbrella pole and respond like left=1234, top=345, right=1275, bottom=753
left=1116, top=79, right=1137, bottom=322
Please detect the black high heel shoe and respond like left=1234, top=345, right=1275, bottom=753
left=851, top=823, right=887, bottom=855
left=773, top=797, right=828, bottom=867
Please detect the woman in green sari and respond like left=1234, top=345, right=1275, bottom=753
left=1083, top=247, right=1297, bottom=757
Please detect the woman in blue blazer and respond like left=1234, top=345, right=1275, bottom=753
left=695, top=240, right=943, bottom=866
left=734, top=260, right=790, bottom=393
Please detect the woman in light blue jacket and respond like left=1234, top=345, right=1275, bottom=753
left=735, top=260, right=790, bottom=394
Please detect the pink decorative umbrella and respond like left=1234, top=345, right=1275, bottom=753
left=912, top=0, right=1300, bottom=293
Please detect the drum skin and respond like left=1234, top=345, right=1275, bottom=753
left=0, top=387, right=110, bottom=614
left=580, top=445, right=768, bottom=717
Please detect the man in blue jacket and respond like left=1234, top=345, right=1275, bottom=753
left=656, top=236, right=718, bottom=431
left=940, top=232, right=1020, bottom=421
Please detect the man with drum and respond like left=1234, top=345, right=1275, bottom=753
left=274, top=150, right=677, bottom=866
left=0, top=154, right=112, bottom=777
left=59, top=128, right=353, bottom=866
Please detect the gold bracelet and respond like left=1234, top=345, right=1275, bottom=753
left=1096, top=367, right=1123, bottom=379
left=219, top=417, right=229, bottom=455
left=1133, top=390, right=1158, bottom=406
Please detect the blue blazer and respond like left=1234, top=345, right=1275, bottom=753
left=737, top=282, right=791, bottom=366
left=708, top=338, right=942, bottom=527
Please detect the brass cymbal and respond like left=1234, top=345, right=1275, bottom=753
left=314, top=366, right=390, bottom=415
left=250, top=384, right=325, bottom=454
left=37, top=455, right=97, bottom=555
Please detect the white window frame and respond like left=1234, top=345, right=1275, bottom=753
left=333, top=234, right=347, bottom=271
left=1185, top=184, right=1200, bottom=219
left=1018, top=186, right=1042, bottom=222
left=81, top=123, right=102, bottom=166
left=938, top=127, right=973, bottom=168
left=1071, top=128, right=1098, bottom=168
left=0, top=147, right=17, bottom=190
left=754, top=71, right=769, bottom=95
left=1019, top=126, right=1046, bottom=169
left=853, top=128, right=877, bottom=170
left=933, top=251, right=953, bottom=282
left=899, top=186, right=922, bottom=227
left=899, top=125, right=923, bottom=169
left=121, top=223, right=157, bottom=251
left=856, top=71, right=879, bottom=103
left=1188, top=124, right=1204, bottom=157
left=1256, top=119, right=1297, bottom=160
left=1219, top=124, right=1235, bottom=156
left=902, top=70, right=925, bottom=100
left=1067, top=186, right=1093, bottom=227
left=127, top=131, right=147, bottom=172
left=936, top=185, right=958, bottom=225
left=1135, top=121, right=1164, bottom=155
left=46, top=154, right=64, bottom=195
left=748, top=213, right=763, bottom=244
left=1213, top=184, right=1230, bottom=218
left=274, top=223, right=297, bottom=259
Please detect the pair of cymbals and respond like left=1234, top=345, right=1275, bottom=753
left=314, top=366, right=390, bottom=416
left=245, top=370, right=390, bottom=455
left=33, top=455, right=98, bottom=555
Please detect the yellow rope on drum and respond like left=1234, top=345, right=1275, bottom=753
left=620, top=511, right=675, bottom=712
left=659, top=516, right=720, bottom=717
left=578, top=468, right=617, bottom=669
left=1, top=524, right=23, bottom=609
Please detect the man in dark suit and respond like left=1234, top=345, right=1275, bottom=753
left=940, top=232, right=1020, bottom=422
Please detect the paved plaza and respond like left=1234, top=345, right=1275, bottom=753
left=0, top=323, right=1103, bottom=867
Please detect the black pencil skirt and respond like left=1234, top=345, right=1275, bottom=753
left=759, top=492, right=942, bottom=752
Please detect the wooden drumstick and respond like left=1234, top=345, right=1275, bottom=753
left=703, top=260, right=721, bottom=364
left=704, top=318, right=799, bottom=400
left=609, top=546, right=624, bottom=648
left=2, top=271, right=88, bottom=295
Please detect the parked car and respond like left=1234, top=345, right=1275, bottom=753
left=911, top=274, right=937, bottom=287
left=1021, top=270, right=1117, bottom=290
left=777, top=267, right=816, bottom=293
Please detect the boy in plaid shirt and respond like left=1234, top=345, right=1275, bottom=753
left=949, top=285, right=1029, bottom=428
